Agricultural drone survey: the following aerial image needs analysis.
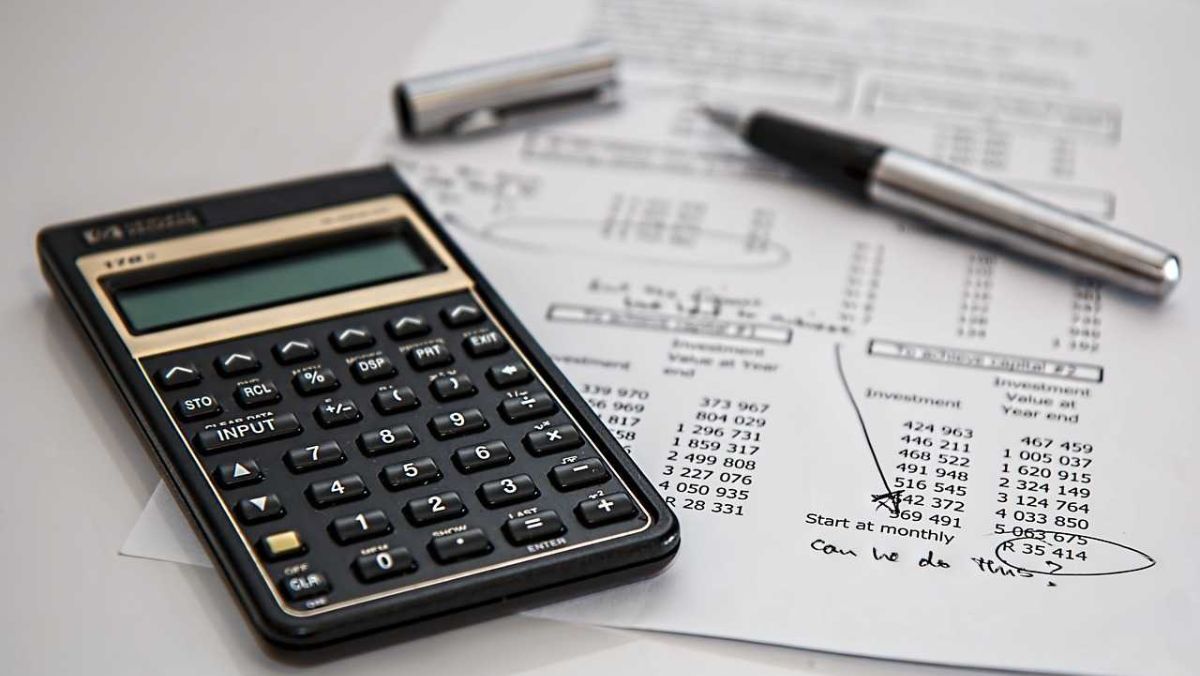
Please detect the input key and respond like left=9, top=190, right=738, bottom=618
left=193, top=413, right=302, bottom=454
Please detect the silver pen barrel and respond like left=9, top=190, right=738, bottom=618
left=868, top=149, right=1181, bottom=297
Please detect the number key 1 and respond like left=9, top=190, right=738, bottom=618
left=330, top=509, right=391, bottom=544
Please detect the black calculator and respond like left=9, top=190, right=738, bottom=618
left=37, top=167, right=678, bottom=648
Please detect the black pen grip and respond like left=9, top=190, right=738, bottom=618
left=744, top=111, right=885, bottom=198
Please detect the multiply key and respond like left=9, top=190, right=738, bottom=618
left=522, top=423, right=582, bottom=456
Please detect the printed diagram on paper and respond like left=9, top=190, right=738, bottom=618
left=364, top=2, right=1199, bottom=673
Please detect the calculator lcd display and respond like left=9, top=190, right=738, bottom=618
left=112, top=232, right=432, bottom=333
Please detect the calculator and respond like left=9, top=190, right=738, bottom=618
left=37, top=167, right=679, bottom=648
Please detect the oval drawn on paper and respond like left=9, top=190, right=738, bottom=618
left=996, top=530, right=1155, bottom=577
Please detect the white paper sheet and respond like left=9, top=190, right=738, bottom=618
left=125, top=0, right=1200, bottom=673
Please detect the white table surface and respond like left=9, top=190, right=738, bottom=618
left=0, top=2, right=1000, bottom=674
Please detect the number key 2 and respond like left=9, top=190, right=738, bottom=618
left=403, top=491, right=467, bottom=525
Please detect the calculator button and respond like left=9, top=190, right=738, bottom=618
left=499, top=391, right=557, bottom=423
left=293, top=368, right=339, bottom=395
left=372, top=386, right=420, bottom=415
left=576, top=493, right=637, bottom=527
left=550, top=458, right=610, bottom=491
left=407, top=343, right=454, bottom=370
left=173, top=393, right=222, bottom=421
left=463, top=331, right=508, bottom=358
left=314, top=397, right=361, bottom=428
left=387, top=315, right=430, bottom=340
left=307, top=474, right=369, bottom=508
left=331, top=326, right=375, bottom=352
left=477, top=474, right=540, bottom=508
left=380, top=457, right=442, bottom=490
left=404, top=491, right=467, bottom=525
left=156, top=364, right=201, bottom=389
left=194, top=413, right=302, bottom=454
left=351, top=354, right=396, bottom=383
left=284, top=441, right=346, bottom=473
left=354, top=548, right=417, bottom=583
left=487, top=362, right=532, bottom=388
left=429, top=528, right=492, bottom=563
left=504, top=511, right=566, bottom=545
left=214, top=459, right=263, bottom=488
left=273, top=339, right=317, bottom=364
left=429, top=408, right=489, bottom=439
left=441, top=303, right=484, bottom=328
left=329, top=509, right=392, bottom=545
left=235, top=494, right=284, bottom=524
left=214, top=351, right=260, bottom=377
left=522, top=423, right=582, bottom=456
left=234, top=380, right=281, bottom=409
left=259, top=530, right=306, bottom=561
left=452, top=440, right=514, bottom=474
left=280, top=572, right=329, bottom=602
left=358, top=424, right=418, bottom=456
left=430, top=374, right=477, bottom=401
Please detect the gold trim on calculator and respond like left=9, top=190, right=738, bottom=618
left=74, top=195, right=653, bottom=617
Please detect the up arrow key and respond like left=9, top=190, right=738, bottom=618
left=249, top=496, right=268, bottom=511
left=215, top=350, right=260, bottom=376
left=215, top=459, right=262, bottom=488
left=441, top=303, right=483, bottom=327
left=156, top=364, right=201, bottom=389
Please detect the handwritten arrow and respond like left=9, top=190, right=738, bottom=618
left=834, top=343, right=902, bottom=517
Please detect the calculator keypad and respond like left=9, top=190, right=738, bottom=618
left=143, top=291, right=648, bottom=612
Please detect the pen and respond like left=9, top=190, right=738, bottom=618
left=700, top=104, right=1181, bottom=298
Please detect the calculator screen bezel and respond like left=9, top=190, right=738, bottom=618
left=75, top=196, right=473, bottom=358
left=103, top=220, right=445, bottom=335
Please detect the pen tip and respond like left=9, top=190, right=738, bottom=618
left=697, top=103, right=744, bottom=134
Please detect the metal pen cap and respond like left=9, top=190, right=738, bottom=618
left=868, top=150, right=1180, bottom=298
left=394, top=41, right=619, bottom=139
